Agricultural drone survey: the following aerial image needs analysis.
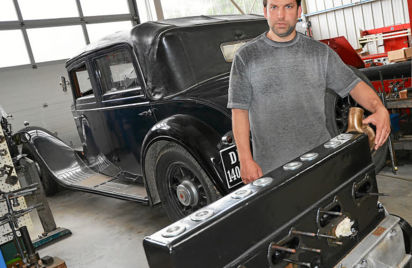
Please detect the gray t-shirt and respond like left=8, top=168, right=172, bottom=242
left=227, top=32, right=361, bottom=173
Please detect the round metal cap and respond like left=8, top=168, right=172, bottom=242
left=252, top=177, right=273, bottom=187
left=324, top=140, right=342, bottom=149
left=300, top=152, right=319, bottom=161
left=231, top=189, right=252, bottom=199
left=283, top=161, right=303, bottom=171
left=176, top=180, right=199, bottom=207
left=337, top=133, right=353, bottom=140
left=161, top=224, right=186, bottom=238
left=190, top=209, right=214, bottom=221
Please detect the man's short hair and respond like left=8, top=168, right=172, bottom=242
left=263, top=0, right=302, bottom=7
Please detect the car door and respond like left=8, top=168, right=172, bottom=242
left=91, top=45, right=156, bottom=175
left=69, top=60, right=107, bottom=164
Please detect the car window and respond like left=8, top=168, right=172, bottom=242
left=71, top=65, right=94, bottom=98
left=95, top=49, right=141, bottom=95
left=220, top=39, right=250, bottom=62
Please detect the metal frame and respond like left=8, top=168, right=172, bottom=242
left=304, top=0, right=377, bottom=17
left=0, top=0, right=140, bottom=70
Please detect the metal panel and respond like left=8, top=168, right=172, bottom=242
left=304, top=0, right=410, bottom=52
left=319, top=14, right=330, bottom=38
left=371, top=1, right=385, bottom=53
left=393, top=0, right=406, bottom=24
left=353, top=5, right=365, bottom=33
left=311, top=17, right=322, bottom=40
left=314, top=0, right=326, bottom=38
left=370, top=1, right=384, bottom=28
left=324, top=0, right=338, bottom=37
left=382, top=0, right=395, bottom=26
left=327, top=12, right=339, bottom=37
left=307, top=0, right=318, bottom=13
left=334, top=0, right=348, bottom=37
left=343, top=0, right=358, bottom=48
left=404, top=0, right=410, bottom=23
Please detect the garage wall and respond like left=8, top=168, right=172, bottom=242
left=0, top=62, right=81, bottom=147
left=305, top=0, right=410, bottom=53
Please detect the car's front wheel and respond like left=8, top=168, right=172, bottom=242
left=155, top=143, right=219, bottom=221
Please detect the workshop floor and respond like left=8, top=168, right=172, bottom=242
left=31, top=165, right=412, bottom=268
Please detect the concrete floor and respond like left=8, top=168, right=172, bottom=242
left=31, top=165, right=412, bottom=268
left=35, top=193, right=170, bottom=267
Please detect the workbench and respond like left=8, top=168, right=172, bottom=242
left=386, top=97, right=412, bottom=150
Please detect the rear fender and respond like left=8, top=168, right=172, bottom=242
left=141, top=115, right=228, bottom=205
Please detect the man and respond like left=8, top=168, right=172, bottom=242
left=228, top=0, right=390, bottom=184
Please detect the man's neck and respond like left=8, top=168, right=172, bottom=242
left=266, top=30, right=297, bottom=42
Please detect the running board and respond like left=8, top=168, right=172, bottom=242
left=27, top=129, right=148, bottom=204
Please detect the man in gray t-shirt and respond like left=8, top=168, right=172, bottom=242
left=228, top=0, right=390, bottom=184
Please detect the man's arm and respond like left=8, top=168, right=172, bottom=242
left=349, top=81, right=391, bottom=150
left=232, top=109, right=263, bottom=184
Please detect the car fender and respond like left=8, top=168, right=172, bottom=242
left=18, top=126, right=74, bottom=182
left=141, top=114, right=228, bottom=205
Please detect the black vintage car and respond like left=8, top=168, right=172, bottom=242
left=21, top=15, right=387, bottom=220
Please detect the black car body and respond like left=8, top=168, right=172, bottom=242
left=21, top=15, right=387, bottom=220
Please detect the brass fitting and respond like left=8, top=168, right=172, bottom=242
left=346, top=107, right=375, bottom=150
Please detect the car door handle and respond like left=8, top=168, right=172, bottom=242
left=138, top=109, right=153, bottom=117
left=73, top=114, right=85, bottom=120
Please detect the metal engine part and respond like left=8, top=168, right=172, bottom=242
left=144, top=134, right=402, bottom=268
left=335, top=215, right=411, bottom=268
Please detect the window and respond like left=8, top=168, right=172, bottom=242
left=27, top=26, right=85, bottom=63
left=0, top=1, right=17, bottom=21
left=0, top=30, right=30, bottom=68
left=80, top=0, right=129, bottom=16
left=95, top=49, right=140, bottom=94
left=160, top=0, right=263, bottom=19
left=87, top=21, right=132, bottom=43
left=18, top=0, right=78, bottom=20
left=72, top=66, right=93, bottom=98
left=220, top=40, right=250, bottom=62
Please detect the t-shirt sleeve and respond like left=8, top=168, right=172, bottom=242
left=325, top=47, right=361, bottom=98
left=227, top=52, right=252, bottom=110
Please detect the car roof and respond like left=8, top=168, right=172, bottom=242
left=66, top=15, right=268, bottom=96
left=67, top=15, right=264, bottom=64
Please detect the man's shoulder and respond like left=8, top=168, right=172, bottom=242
left=235, top=34, right=265, bottom=57
left=299, top=33, right=329, bottom=51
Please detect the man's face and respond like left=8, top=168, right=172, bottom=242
left=264, top=0, right=302, bottom=39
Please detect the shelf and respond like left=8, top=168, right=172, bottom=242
left=386, top=98, right=412, bottom=109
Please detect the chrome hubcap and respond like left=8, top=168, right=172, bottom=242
left=176, top=180, right=199, bottom=206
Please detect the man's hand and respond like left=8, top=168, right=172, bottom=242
left=363, top=106, right=390, bottom=150
left=232, top=109, right=263, bottom=184
left=350, top=81, right=391, bottom=150
left=240, top=158, right=263, bottom=184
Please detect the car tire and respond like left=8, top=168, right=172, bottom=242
left=325, top=67, right=388, bottom=173
left=155, top=143, right=219, bottom=221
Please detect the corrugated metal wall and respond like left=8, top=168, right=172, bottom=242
left=305, top=0, right=410, bottom=53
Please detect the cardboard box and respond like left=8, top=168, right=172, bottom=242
left=399, top=89, right=408, bottom=99
left=405, top=47, right=412, bottom=59
left=388, top=49, right=406, bottom=62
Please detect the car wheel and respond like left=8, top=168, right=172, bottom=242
left=155, top=143, right=219, bottom=221
left=325, top=67, right=388, bottom=173
left=22, top=145, right=59, bottom=196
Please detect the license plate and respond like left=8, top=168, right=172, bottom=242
left=219, top=145, right=242, bottom=189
